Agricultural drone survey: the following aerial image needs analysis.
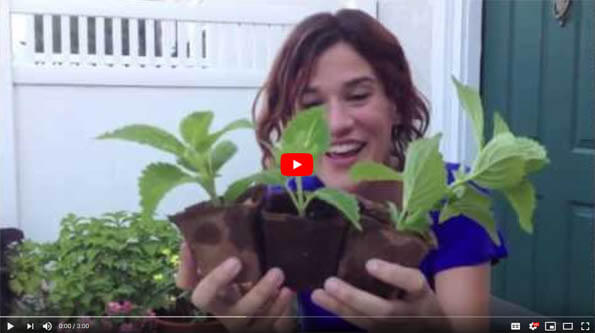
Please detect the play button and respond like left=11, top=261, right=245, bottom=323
left=7, top=322, right=14, bottom=331
left=280, top=153, right=313, bottom=177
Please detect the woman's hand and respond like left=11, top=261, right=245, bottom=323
left=311, top=258, right=451, bottom=332
left=176, top=242, right=296, bottom=332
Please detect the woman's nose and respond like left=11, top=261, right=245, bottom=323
left=327, top=100, right=354, bottom=137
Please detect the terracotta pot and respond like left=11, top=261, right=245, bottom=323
left=169, top=186, right=266, bottom=284
left=260, top=192, right=349, bottom=290
left=337, top=198, right=431, bottom=299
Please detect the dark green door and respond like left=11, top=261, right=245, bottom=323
left=482, top=0, right=593, bottom=316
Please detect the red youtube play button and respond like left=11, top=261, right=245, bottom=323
left=280, top=153, right=313, bottom=177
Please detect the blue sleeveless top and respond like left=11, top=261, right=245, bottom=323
left=270, top=162, right=508, bottom=332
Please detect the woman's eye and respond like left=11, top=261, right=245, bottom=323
left=348, top=93, right=370, bottom=101
left=302, top=102, right=322, bottom=109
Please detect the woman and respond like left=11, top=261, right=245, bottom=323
left=176, top=9, right=506, bottom=332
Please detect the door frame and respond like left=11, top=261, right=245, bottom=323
left=430, top=0, right=483, bottom=166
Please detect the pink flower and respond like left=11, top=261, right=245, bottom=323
left=107, top=300, right=135, bottom=315
left=106, top=301, right=121, bottom=315
left=119, top=300, right=134, bottom=314
left=142, top=310, right=157, bottom=325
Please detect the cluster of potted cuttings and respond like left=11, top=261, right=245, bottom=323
left=99, top=78, right=549, bottom=299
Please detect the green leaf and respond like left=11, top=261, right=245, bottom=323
left=470, top=133, right=526, bottom=189
left=180, top=111, right=214, bottom=148
left=195, top=118, right=253, bottom=152
left=220, top=118, right=253, bottom=132
left=349, top=161, right=402, bottom=182
left=454, top=164, right=467, bottom=182
left=279, top=106, right=330, bottom=165
left=249, top=169, right=287, bottom=186
left=312, top=188, right=361, bottom=231
left=9, top=279, right=24, bottom=295
left=182, top=149, right=209, bottom=175
left=515, top=137, right=550, bottom=173
left=143, top=243, right=159, bottom=255
left=223, top=176, right=255, bottom=204
left=222, top=168, right=287, bottom=204
left=439, top=201, right=460, bottom=223
left=386, top=201, right=400, bottom=229
left=503, top=180, right=536, bottom=233
left=399, top=211, right=432, bottom=235
left=97, top=124, right=185, bottom=157
left=452, top=76, right=484, bottom=148
left=402, top=134, right=447, bottom=214
left=115, top=285, right=136, bottom=296
left=441, top=185, right=500, bottom=245
left=210, top=140, right=237, bottom=173
left=139, top=163, right=196, bottom=219
left=492, top=112, right=510, bottom=137
left=177, top=157, right=198, bottom=173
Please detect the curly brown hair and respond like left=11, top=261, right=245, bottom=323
left=252, top=9, right=429, bottom=170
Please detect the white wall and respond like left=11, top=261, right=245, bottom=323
left=379, top=0, right=433, bottom=101
left=15, top=85, right=262, bottom=241
left=380, top=0, right=482, bottom=166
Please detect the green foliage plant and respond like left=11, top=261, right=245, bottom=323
left=5, top=240, right=57, bottom=316
left=97, top=112, right=252, bottom=219
left=349, top=77, right=549, bottom=245
left=226, top=106, right=362, bottom=231
left=7, top=212, right=184, bottom=318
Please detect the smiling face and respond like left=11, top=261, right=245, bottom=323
left=299, top=42, right=399, bottom=193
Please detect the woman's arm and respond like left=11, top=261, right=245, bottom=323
left=434, top=263, right=491, bottom=332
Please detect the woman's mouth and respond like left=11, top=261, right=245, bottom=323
left=325, top=141, right=366, bottom=167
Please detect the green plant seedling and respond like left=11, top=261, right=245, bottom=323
left=349, top=77, right=549, bottom=245
left=226, top=106, right=362, bottom=230
left=97, top=112, right=252, bottom=219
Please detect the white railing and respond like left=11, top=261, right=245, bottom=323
left=7, top=0, right=367, bottom=87
left=11, top=14, right=292, bottom=70
left=9, top=0, right=306, bottom=70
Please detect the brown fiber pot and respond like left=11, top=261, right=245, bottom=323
left=337, top=198, right=431, bottom=299
left=260, top=192, right=349, bottom=291
left=169, top=186, right=266, bottom=284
